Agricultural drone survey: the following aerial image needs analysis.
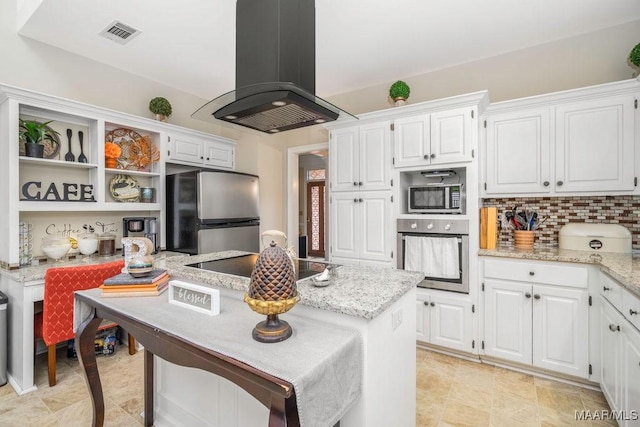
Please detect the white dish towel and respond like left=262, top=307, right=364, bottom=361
left=422, top=237, right=460, bottom=279
left=403, top=235, right=424, bottom=273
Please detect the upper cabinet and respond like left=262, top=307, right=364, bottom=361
left=167, top=132, right=235, bottom=170
left=394, top=106, right=476, bottom=167
left=329, top=121, right=391, bottom=192
left=482, top=79, right=639, bottom=197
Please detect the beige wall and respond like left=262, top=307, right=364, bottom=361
left=3, top=0, right=639, bottom=237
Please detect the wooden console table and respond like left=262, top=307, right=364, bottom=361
left=74, top=292, right=300, bottom=427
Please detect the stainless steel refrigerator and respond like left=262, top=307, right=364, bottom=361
left=166, top=170, right=260, bottom=254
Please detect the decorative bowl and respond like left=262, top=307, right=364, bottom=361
left=128, top=254, right=154, bottom=277
left=41, top=236, right=71, bottom=260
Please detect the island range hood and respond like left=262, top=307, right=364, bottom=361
left=192, top=0, right=354, bottom=134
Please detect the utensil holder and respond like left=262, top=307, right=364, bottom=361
left=514, top=230, right=535, bottom=248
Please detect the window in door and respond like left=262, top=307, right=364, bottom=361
left=306, top=169, right=326, bottom=258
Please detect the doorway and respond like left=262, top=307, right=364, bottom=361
left=306, top=180, right=325, bottom=257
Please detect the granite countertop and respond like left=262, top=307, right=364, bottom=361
left=479, top=246, right=640, bottom=298
left=165, top=251, right=423, bottom=320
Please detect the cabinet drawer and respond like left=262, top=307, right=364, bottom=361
left=483, top=258, right=588, bottom=288
left=600, top=272, right=624, bottom=311
left=622, top=288, right=640, bottom=331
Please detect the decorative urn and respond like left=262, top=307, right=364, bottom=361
left=244, top=241, right=299, bottom=343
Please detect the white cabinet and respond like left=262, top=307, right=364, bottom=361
left=482, top=258, right=590, bottom=378
left=329, top=191, right=392, bottom=265
left=329, top=122, right=391, bottom=192
left=600, top=278, right=640, bottom=426
left=484, top=108, right=551, bottom=194
left=482, top=80, right=639, bottom=196
left=393, top=106, right=475, bottom=167
left=555, top=95, right=635, bottom=193
left=168, top=132, right=235, bottom=170
left=416, top=289, right=474, bottom=353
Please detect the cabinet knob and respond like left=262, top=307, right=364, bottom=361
left=423, top=154, right=429, bottom=160
left=609, top=324, right=620, bottom=332
left=603, top=286, right=611, bottom=292
left=353, top=182, right=358, bottom=186
left=353, top=198, right=358, bottom=203
left=358, top=182, right=363, bottom=186
left=358, top=198, right=363, bottom=203
left=430, top=153, right=436, bottom=159
left=543, top=181, right=550, bottom=187
left=557, top=180, right=564, bottom=186
left=534, top=294, right=540, bottom=300
left=529, top=271, right=535, bottom=276
left=200, top=156, right=204, bottom=160
left=430, top=302, right=435, bottom=307
left=206, top=157, right=210, bottom=161
left=525, top=292, right=532, bottom=298
left=630, top=309, right=639, bottom=316
left=423, top=301, right=429, bottom=306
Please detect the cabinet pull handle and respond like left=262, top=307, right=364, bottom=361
left=200, top=156, right=204, bottom=160
left=529, top=271, right=535, bottom=276
left=430, top=153, right=436, bottom=159
left=534, top=294, right=540, bottom=300
left=609, top=324, right=620, bottom=332
left=423, top=301, right=429, bottom=306
left=358, top=182, right=363, bottom=186
left=630, top=309, right=639, bottom=316
left=430, top=302, right=435, bottom=307
left=603, top=286, right=611, bottom=291
left=358, top=198, right=362, bottom=203
left=353, top=182, right=358, bottom=186
left=543, top=181, right=550, bottom=187
left=353, top=199, right=358, bottom=203
left=423, top=154, right=429, bottom=160
left=525, top=292, right=532, bottom=298
left=557, top=180, right=564, bottom=186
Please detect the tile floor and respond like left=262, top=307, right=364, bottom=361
left=0, top=345, right=614, bottom=426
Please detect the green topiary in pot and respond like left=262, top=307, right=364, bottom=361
left=389, top=80, right=410, bottom=106
left=629, top=42, right=640, bottom=70
left=148, top=97, right=172, bottom=121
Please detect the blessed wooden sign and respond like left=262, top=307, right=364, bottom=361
left=168, top=280, right=220, bottom=316
left=21, top=181, right=95, bottom=202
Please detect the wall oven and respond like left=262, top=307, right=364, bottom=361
left=397, top=218, right=469, bottom=293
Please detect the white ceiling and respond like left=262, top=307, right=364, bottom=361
left=17, top=0, right=640, bottom=100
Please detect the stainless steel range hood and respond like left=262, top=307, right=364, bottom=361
left=192, top=0, right=355, bottom=134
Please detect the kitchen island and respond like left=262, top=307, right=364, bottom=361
left=146, top=251, right=422, bottom=427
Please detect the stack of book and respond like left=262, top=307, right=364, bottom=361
left=100, top=269, right=170, bottom=297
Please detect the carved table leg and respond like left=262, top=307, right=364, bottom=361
left=144, top=349, right=154, bottom=427
left=76, top=310, right=104, bottom=427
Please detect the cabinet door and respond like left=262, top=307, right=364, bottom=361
left=203, top=140, right=234, bottom=169
left=484, top=108, right=551, bottom=194
left=532, top=285, right=589, bottom=378
left=329, top=127, right=359, bottom=192
left=430, top=295, right=473, bottom=352
left=601, top=298, right=623, bottom=411
left=624, top=325, right=640, bottom=427
left=359, top=121, right=391, bottom=191
left=430, top=107, right=473, bottom=164
left=555, top=95, right=635, bottom=193
left=169, top=134, right=203, bottom=164
left=484, top=280, right=532, bottom=365
left=329, top=192, right=359, bottom=259
left=416, top=296, right=429, bottom=343
left=393, top=114, right=430, bottom=167
left=359, top=192, right=391, bottom=262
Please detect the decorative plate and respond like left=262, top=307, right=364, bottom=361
left=109, top=174, right=140, bottom=202
left=105, top=128, right=159, bottom=172
left=19, top=123, right=61, bottom=159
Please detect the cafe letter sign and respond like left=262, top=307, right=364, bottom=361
left=168, top=280, right=220, bottom=316
left=21, top=181, right=95, bottom=202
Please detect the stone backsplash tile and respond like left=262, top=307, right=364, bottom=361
left=482, top=196, right=640, bottom=250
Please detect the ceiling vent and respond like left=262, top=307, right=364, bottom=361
left=99, top=21, right=141, bottom=45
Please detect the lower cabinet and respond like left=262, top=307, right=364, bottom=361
left=482, top=258, right=590, bottom=379
left=601, top=291, right=640, bottom=426
left=416, top=289, right=474, bottom=353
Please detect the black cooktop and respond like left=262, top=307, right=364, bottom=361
left=187, top=254, right=333, bottom=281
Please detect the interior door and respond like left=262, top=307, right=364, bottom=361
left=306, top=181, right=325, bottom=258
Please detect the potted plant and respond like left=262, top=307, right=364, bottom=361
left=389, top=80, right=410, bottom=106
left=19, top=119, right=60, bottom=158
left=149, top=97, right=172, bottom=122
left=629, top=42, right=640, bottom=74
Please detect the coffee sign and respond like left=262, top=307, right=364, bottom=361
left=21, top=181, right=95, bottom=202
left=168, top=280, right=220, bottom=316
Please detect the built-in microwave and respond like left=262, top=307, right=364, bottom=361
left=408, top=183, right=463, bottom=214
